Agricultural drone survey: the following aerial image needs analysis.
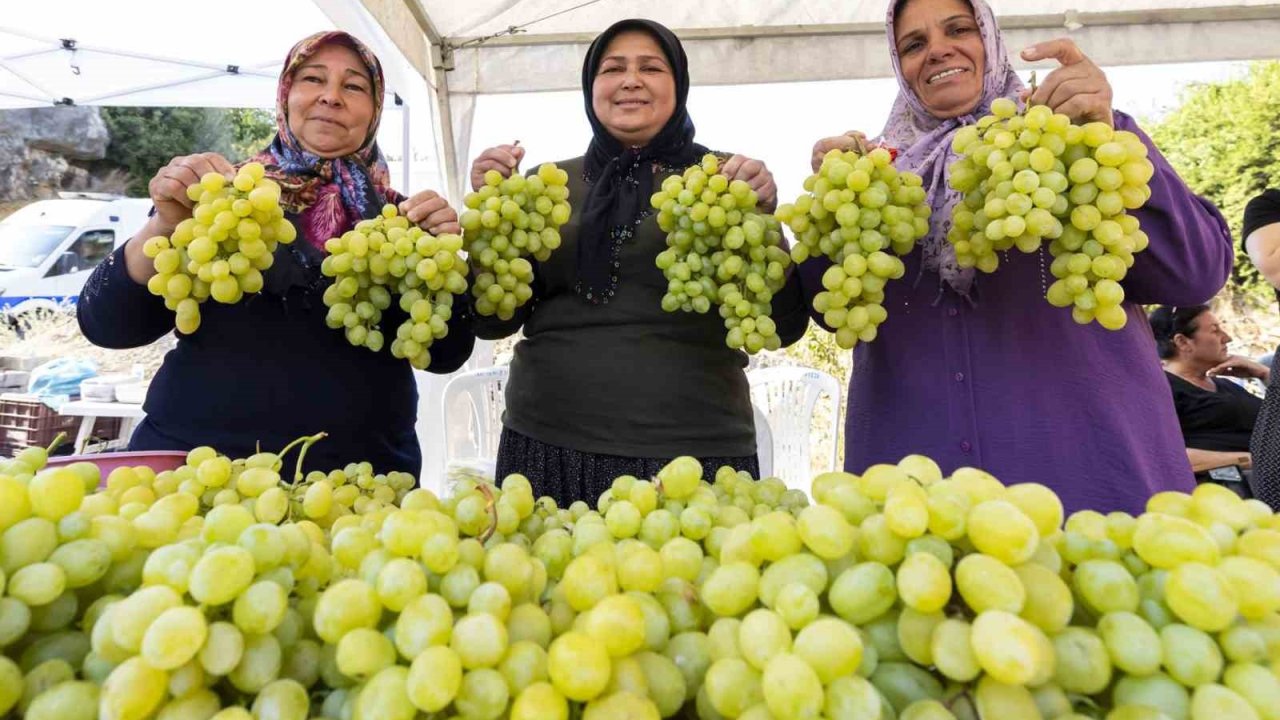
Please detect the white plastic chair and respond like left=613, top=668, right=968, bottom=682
left=440, top=364, right=510, bottom=482
left=748, top=366, right=843, bottom=489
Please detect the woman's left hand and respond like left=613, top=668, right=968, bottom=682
left=399, top=191, right=460, bottom=236
left=720, top=154, right=778, bottom=213
left=1208, top=355, right=1272, bottom=383
left=1021, top=38, right=1114, bottom=127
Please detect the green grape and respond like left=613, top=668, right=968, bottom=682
left=954, top=553, right=1025, bottom=613
left=896, top=551, right=952, bottom=613
left=1190, top=683, right=1261, bottom=720
left=779, top=146, right=928, bottom=349
left=652, top=153, right=791, bottom=353
left=407, top=645, right=462, bottom=712
left=143, top=164, right=292, bottom=334
left=547, top=631, right=611, bottom=702
left=762, top=653, right=824, bottom=719
left=951, top=103, right=1152, bottom=329
left=1161, top=623, right=1224, bottom=687
left=930, top=618, right=980, bottom=682
left=463, top=163, right=570, bottom=319
left=321, top=205, right=469, bottom=368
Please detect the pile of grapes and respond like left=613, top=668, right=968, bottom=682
left=142, top=164, right=296, bottom=334
left=319, top=205, right=468, bottom=370
left=1, top=431, right=1278, bottom=720
left=776, top=147, right=931, bottom=349
left=652, top=154, right=792, bottom=354
left=459, top=164, right=571, bottom=321
left=947, top=99, right=1156, bottom=330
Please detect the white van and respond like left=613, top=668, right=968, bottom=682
left=0, top=193, right=152, bottom=316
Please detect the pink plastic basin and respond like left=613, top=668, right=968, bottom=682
left=45, top=451, right=189, bottom=486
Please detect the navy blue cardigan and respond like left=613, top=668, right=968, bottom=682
left=77, top=235, right=474, bottom=475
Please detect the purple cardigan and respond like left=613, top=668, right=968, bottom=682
left=802, top=112, right=1234, bottom=514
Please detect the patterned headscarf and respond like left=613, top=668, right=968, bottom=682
left=878, top=0, right=1024, bottom=296
left=245, top=31, right=400, bottom=251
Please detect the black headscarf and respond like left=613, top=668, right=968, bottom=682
left=577, top=18, right=708, bottom=304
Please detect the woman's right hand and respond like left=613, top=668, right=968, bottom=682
left=810, top=132, right=869, bottom=174
left=470, top=144, right=525, bottom=191
left=124, top=153, right=234, bottom=285
left=148, top=153, right=236, bottom=234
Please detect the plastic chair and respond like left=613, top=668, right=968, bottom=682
left=747, top=366, right=843, bottom=489
left=440, top=365, right=510, bottom=481
left=753, top=402, right=773, bottom=479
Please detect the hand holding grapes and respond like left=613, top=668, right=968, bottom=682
left=148, top=153, right=238, bottom=233
left=810, top=132, right=869, bottom=174
left=470, top=144, right=525, bottom=191
left=720, top=154, right=778, bottom=213
left=125, top=153, right=237, bottom=284
left=1022, top=38, right=1114, bottom=127
left=399, top=190, right=460, bottom=236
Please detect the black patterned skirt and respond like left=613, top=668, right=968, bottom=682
left=495, top=427, right=759, bottom=509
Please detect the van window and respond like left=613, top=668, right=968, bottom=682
left=0, top=224, right=73, bottom=269
left=46, top=229, right=115, bottom=277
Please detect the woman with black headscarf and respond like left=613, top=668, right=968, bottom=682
left=470, top=19, right=810, bottom=506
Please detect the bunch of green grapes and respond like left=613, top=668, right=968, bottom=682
left=775, top=147, right=930, bottom=349
left=6, top=414, right=1280, bottom=720
left=141, top=162, right=295, bottom=334
left=949, top=98, right=1156, bottom=330
left=651, top=153, right=792, bottom=354
left=459, top=163, right=571, bottom=320
left=321, top=205, right=468, bottom=369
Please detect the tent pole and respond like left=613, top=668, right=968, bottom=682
left=402, top=101, right=411, bottom=192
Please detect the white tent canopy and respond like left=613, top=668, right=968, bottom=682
left=349, top=0, right=1280, bottom=199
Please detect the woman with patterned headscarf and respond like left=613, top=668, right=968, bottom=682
left=467, top=19, right=812, bottom=507
left=78, top=31, right=474, bottom=475
left=804, top=0, right=1233, bottom=514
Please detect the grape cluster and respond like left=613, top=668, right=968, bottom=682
left=2, top=427, right=1280, bottom=720
left=460, top=163, right=571, bottom=320
left=141, top=163, right=296, bottom=334
left=776, top=147, right=931, bottom=349
left=949, top=98, right=1156, bottom=330
left=651, top=154, right=792, bottom=354
left=320, top=205, right=468, bottom=370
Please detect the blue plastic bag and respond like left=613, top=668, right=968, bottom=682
left=27, top=357, right=98, bottom=411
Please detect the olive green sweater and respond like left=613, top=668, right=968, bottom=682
left=475, top=155, right=810, bottom=458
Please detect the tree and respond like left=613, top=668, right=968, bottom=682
left=1148, top=61, right=1280, bottom=297
left=227, top=108, right=276, bottom=159
left=96, top=108, right=275, bottom=196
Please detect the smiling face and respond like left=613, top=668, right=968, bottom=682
left=286, top=42, right=375, bottom=158
left=894, top=0, right=987, bottom=119
left=590, top=30, right=677, bottom=147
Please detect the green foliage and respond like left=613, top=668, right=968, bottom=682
left=96, top=107, right=274, bottom=196
left=226, top=108, right=276, bottom=159
left=1148, top=61, right=1280, bottom=297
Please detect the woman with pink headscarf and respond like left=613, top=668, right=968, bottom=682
left=806, top=0, right=1233, bottom=513
left=78, top=32, right=474, bottom=475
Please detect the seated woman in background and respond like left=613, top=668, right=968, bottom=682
left=1148, top=304, right=1270, bottom=496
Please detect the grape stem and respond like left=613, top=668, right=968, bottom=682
left=944, top=690, right=975, bottom=715
left=292, top=432, right=328, bottom=485
left=45, top=431, right=69, bottom=455
left=476, top=483, right=499, bottom=543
